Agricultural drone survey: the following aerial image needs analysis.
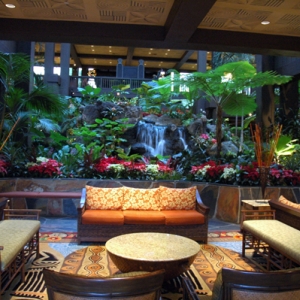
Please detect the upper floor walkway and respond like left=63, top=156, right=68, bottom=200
left=69, top=76, right=152, bottom=97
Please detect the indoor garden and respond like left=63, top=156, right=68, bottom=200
left=1, top=52, right=300, bottom=188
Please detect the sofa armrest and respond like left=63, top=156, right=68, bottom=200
left=195, top=189, right=210, bottom=216
left=77, top=188, right=86, bottom=215
left=269, top=199, right=300, bottom=218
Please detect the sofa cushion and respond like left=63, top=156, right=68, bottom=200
left=85, top=186, right=124, bottom=210
left=159, top=186, right=196, bottom=210
left=122, top=187, right=161, bottom=211
left=123, top=210, right=165, bottom=225
left=278, top=195, right=300, bottom=209
left=161, top=210, right=205, bottom=225
left=82, top=210, right=124, bottom=225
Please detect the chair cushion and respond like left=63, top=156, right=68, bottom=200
left=278, top=195, right=300, bottom=209
left=0, top=220, right=40, bottom=270
left=231, top=289, right=300, bottom=300
left=161, top=210, right=205, bottom=225
left=123, top=210, right=165, bottom=225
left=85, top=186, right=124, bottom=210
left=81, top=210, right=124, bottom=225
left=122, top=187, right=161, bottom=211
left=159, top=186, right=196, bottom=210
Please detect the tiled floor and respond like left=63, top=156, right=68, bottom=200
left=39, top=216, right=243, bottom=254
left=40, top=216, right=241, bottom=233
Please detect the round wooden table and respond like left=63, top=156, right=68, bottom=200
left=105, top=232, right=200, bottom=280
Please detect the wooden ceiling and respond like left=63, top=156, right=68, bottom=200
left=1, top=0, right=300, bottom=74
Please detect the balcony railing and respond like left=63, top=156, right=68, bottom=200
left=69, top=76, right=152, bottom=96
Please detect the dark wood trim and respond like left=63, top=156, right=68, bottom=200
left=1, top=18, right=300, bottom=57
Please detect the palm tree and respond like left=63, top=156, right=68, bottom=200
left=0, top=52, right=68, bottom=158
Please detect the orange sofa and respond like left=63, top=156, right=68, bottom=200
left=77, top=183, right=210, bottom=244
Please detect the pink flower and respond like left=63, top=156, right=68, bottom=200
left=200, top=134, right=209, bottom=140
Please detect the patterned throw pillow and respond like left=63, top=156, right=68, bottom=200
left=159, top=186, right=196, bottom=210
left=122, top=187, right=161, bottom=211
left=278, top=195, right=300, bottom=209
left=85, top=186, right=124, bottom=210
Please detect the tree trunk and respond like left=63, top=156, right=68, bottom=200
left=216, top=104, right=223, bottom=158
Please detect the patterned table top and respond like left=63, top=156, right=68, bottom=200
left=105, top=232, right=200, bottom=262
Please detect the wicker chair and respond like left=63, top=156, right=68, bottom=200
left=0, top=199, right=8, bottom=220
left=43, top=268, right=165, bottom=300
left=182, top=267, right=300, bottom=300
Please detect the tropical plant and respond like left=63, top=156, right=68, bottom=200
left=211, top=52, right=255, bottom=69
left=153, top=61, right=292, bottom=157
left=77, top=85, right=101, bottom=103
left=275, top=135, right=298, bottom=163
left=0, top=52, right=68, bottom=161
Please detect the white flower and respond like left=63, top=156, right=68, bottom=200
left=36, top=157, right=49, bottom=163
left=107, top=164, right=125, bottom=172
left=146, top=164, right=159, bottom=174
left=221, top=167, right=236, bottom=179
left=197, top=165, right=211, bottom=176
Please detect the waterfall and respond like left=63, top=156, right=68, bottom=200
left=179, top=129, right=188, bottom=150
left=136, top=122, right=188, bottom=156
left=136, top=122, right=166, bottom=156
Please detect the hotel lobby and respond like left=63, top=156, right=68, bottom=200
left=1, top=0, right=300, bottom=299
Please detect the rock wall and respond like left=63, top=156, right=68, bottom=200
left=0, top=178, right=298, bottom=224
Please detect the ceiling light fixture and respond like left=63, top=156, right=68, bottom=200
left=261, top=20, right=270, bottom=25
left=5, top=3, right=15, bottom=8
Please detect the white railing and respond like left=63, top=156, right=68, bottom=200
left=69, top=76, right=151, bottom=96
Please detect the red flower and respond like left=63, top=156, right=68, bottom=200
left=28, top=159, right=62, bottom=177
left=0, top=160, right=9, bottom=174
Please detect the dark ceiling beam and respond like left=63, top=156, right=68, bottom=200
left=0, top=18, right=164, bottom=45
left=174, top=50, right=195, bottom=70
left=70, top=44, right=82, bottom=68
left=126, top=47, right=134, bottom=66
left=164, top=0, right=217, bottom=42
left=188, top=29, right=300, bottom=57
left=73, top=53, right=198, bottom=63
left=1, top=19, right=300, bottom=57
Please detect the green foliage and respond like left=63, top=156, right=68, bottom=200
left=0, top=52, right=68, bottom=162
left=78, top=85, right=101, bottom=103
left=279, top=145, right=300, bottom=172
left=152, top=61, right=292, bottom=157
left=275, top=135, right=298, bottom=162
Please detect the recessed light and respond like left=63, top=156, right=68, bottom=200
left=261, top=20, right=270, bottom=25
left=5, top=4, right=15, bottom=8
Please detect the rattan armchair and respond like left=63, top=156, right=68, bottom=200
left=182, top=267, right=300, bottom=300
left=43, top=268, right=165, bottom=299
